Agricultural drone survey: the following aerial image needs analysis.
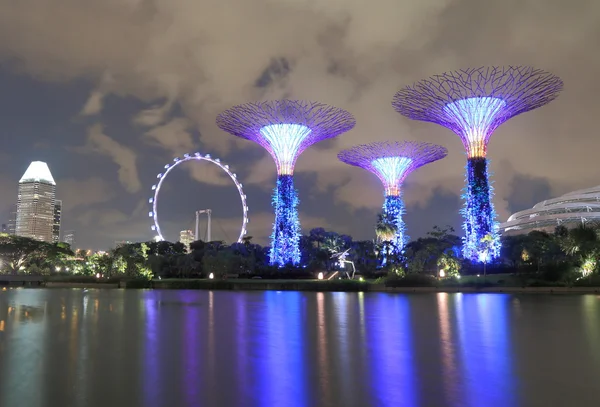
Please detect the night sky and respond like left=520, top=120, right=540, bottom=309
left=0, top=0, right=598, bottom=250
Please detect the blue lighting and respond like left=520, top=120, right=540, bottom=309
left=269, top=174, right=301, bottom=266
left=258, top=291, right=307, bottom=407
left=461, top=158, right=500, bottom=262
left=260, top=124, right=312, bottom=175
left=382, top=195, right=407, bottom=265
left=367, top=294, right=418, bottom=405
left=444, top=97, right=506, bottom=158
left=371, top=156, right=412, bottom=196
left=455, top=294, right=516, bottom=406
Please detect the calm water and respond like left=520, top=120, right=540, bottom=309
left=0, top=289, right=599, bottom=407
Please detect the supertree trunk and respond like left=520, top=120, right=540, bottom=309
left=269, top=174, right=301, bottom=266
left=461, top=157, right=499, bottom=261
left=382, top=194, right=407, bottom=263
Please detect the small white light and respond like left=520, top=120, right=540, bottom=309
left=318, top=272, right=324, bottom=280
left=149, top=198, right=153, bottom=203
left=96, top=273, right=100, bottom=279
left=149, top=212, right=153, bottom=217
left=151, top=225, right=156, bottom=231
left=151, top=185, right=156, bottom=190
left=174, top=157, right=180, bottom=162
left=164, top=164, right=170, bottom=169
left=439, top=269, right=446, bottom=278
left=209, top=273, right=214, bottom=279
left=157, top=173, right=162, bottom=178
left=184, top=153, right=190, bottom=158
left=205, top=154, right=211, bottom=158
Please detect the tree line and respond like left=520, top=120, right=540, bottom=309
left=0, top=224, right=599, bottom=285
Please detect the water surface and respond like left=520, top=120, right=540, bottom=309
left=0, top=289, right=599, bottom=407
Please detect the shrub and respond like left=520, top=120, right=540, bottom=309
left=385, top=274, right=437, bottom=287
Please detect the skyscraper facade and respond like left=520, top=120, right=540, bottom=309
left=179, top=229, right=195, bottom=252
left=16, top=161, right=56, bottom=242
left=63, top=230, right=75, bottom=248
left=53, top=200, right=62, bottom=243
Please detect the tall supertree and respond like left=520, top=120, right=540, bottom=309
left=392, top=66, right=563, bottom=262
left=216, top=100, right=355, bottom=267
left=338, top=141, right=447, bottom=262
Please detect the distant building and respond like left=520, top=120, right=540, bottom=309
left=16, top=161, right=56, bottom=242
left=115, top=240, right=132, bottom=248
left=63, top=230, right=75, bottom=248
left=7, top=204, right=17, bottom=235
left=179, top=230, right=195, bottom=251
left=500, top=185, right=600, bottom=235
left=53, top=200, right=62, bottom=243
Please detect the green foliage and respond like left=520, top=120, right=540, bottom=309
left=0, top=234, right=73, bottom=274
left=375, top=212, right=397, bottom=243
left=404, top=225, right=461, bottom=275
left=437, top=251, right=461, bottom=278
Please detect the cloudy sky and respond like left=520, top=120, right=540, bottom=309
left=0, top=0, right=598, bottom=250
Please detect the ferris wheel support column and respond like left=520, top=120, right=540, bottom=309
left=195, top=209, right=212, bottom=242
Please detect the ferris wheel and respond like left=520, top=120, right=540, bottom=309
left=149, top=152, right=249, bottom=242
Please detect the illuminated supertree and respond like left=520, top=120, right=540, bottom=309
left=392, top=66, right=563, bottom=262
left=217, top=100, right=355, bottom=267
left=338, top=141, right=447, bottom=262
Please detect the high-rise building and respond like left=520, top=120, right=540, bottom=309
left=179, top=230, right=195, bottom=251
left=16, top=161, right=56, bottom=242
left=7, top=204, right=17, bottom=235
left=63, top=230, right=75, bottom=248
left=53, top=200, right=62, bottom=243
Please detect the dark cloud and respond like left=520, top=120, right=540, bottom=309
left=0, top=0, right=598, bottom=248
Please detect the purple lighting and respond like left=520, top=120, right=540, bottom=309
left=392, top=66, right=563, bottom=261
left=443, top=97, right=506, bottom=158
left=217, top=100, right=355, bottom=266
left=392, top=66, right=563, bottom=159
left=371, top=156, right=413, bottom=196
left=259, top=124, right=312, bottom=175
left=338, top=141, right=447, bottom=252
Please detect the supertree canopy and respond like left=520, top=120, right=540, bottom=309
left=217, top=100, right=355, bottom=267
left=392, top=66, right=563, bottom=262
left=338, top=141, right=447, bottom=260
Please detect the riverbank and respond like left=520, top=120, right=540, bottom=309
left=35, top=279, right=600, bottom=294
left=3, top=276, right=600, bottom=293
left=145, top=279, right=600, bottom=293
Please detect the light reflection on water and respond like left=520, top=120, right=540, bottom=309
left=0, top=289, right=599, bottom=407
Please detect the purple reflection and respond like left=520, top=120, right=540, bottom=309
left=332, top=292, right=353, bottom=406
left=258, top=291, right=307, bottom=407
left=182, top=291, right=201, bottom=404
left=235, top=294, right=251, bottom=401
left=455, top=294, right=516, bottom=407
left=316, top=292, right=332, bottom=405
left=143, top=295, right=160, bottom=407
left=437, top=293, right=463, bottom=405
left=366, top=294, right=418, bottom=406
